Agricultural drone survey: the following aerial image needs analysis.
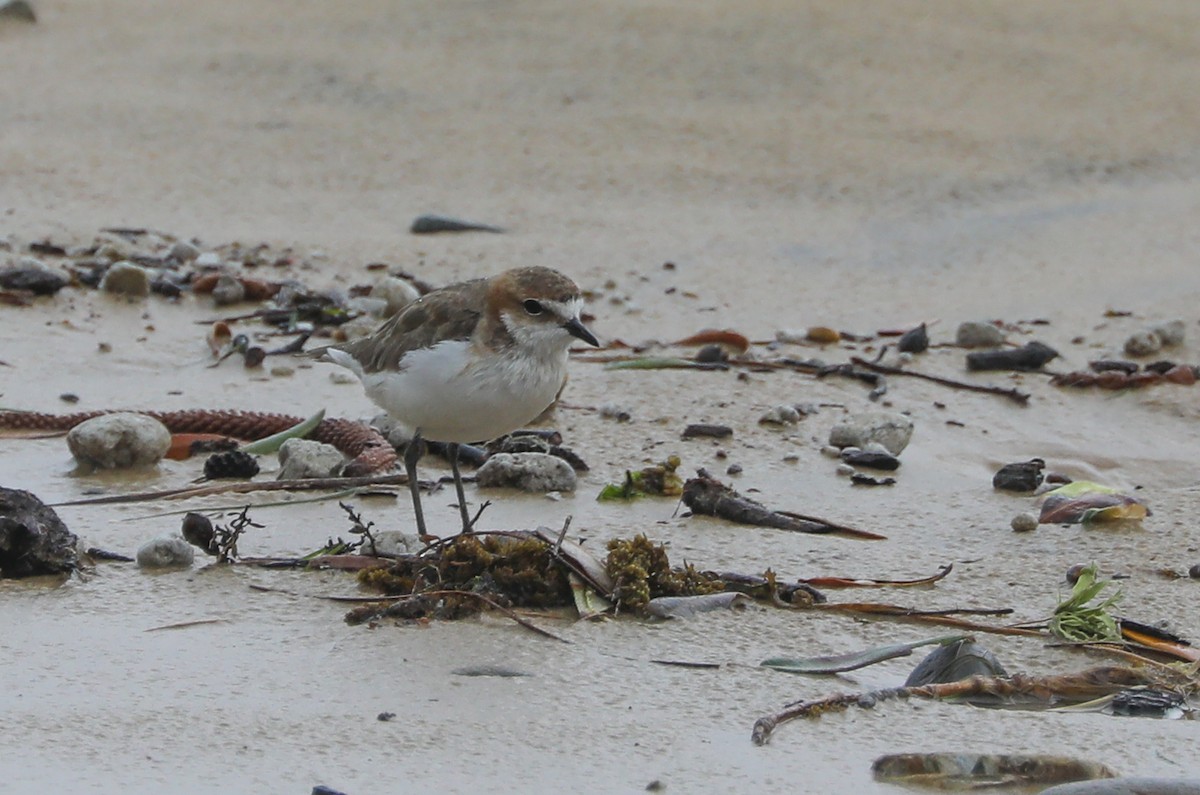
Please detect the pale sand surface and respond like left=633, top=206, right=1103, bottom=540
left=3, top=2, right=1200, bottom=793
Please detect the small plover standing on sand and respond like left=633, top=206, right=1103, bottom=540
left=320, top=266, right=599, bottom=537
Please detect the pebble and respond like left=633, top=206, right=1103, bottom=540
left=194, top=251, right=224, bottom=268
left=758, top=404, right=801, bottom=426
left=992, top=459, right=1046, bottom=492
left=1151, top=319, right=1186, bottom=347
left=99, top=261, right=152, bottom=297
left=476, top=452, right=577, bottom=492
left=955, top=321, right=1006, bottom=348
left=168, top=240, right=200, bottom=262
left=66, top=412, right=171, bottom=468
left=726, top=463, right=743, bottom=476
left=897, top=323, right=929, bottom=353
left=371, top=276, right=421, bottom=316
left=0, top=261, right=68, bottom=295
left=270, top=365, right=295, bottom=377
left=277, top=439, right=345, bottom=480
left=211, top=273, right=246, bottom=306
left=1124, top=330, right=1163, bottom=357
left=828, top=411, right=914, bottom=456
left=329, top=371, right=358, bottom=385
left=598, top=403, right=632, bottom=422
left=681, top=423, right=733, bottom=439
left=346, top=295, right=389, bottom=318
left=0, top=0, right=37, bottom=22
left=841, top=450, right=900, bottom=470
left=819, top=445, right=842, bottom=459
left=1189, top=564, right=1200, bottom=580
left=836, top=463, right=855, bottom=477
left=1011, top=513, right=1039, bottom=533
left=136, top=536, right=195, bottom=569
left=774, top=329, right=808, bottom=345
left=364, top=530, right=422, bottom=556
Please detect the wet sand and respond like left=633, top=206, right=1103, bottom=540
left=3, top=2, right=1200, bottom=793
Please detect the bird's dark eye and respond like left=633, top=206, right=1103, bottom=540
left=522, top=299, right=544, bottom=315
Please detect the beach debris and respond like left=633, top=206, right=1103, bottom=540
left=451, top=665, right=531, bottom=678
left=597, top=455, right=683, bottom=501
left=851, top=473, right=896, bottom=486
left=476, top=452, right=577, bottom=492
left=66, top=412, right=171, bottom=469
left=1152, top=319, right=1187, bottom=347
left=904, top=638, right=1007, bottom=686
left=828, top=411, right=914, bottom=456
left=682, top=469, right=886, bottom=540
left=1011, top=512, right=1039, bottom=532
left=277, top=438, right=345, bottom=480
left=806, top=326, right=841, bottom=344
left=646, top=592, right=751, bottom=619
left=849, top=356, right=1031, bottom=404
left=605, top=534, right=725, bottom=610
left=203, top=450, right=260, bottom=479
left=0, top=488, right=78, bottom=578
left=1052, top=362, right=1197, bottom=389
left=671, top=329, right=751, bottom=355
left=762, top=633, right=969, bottom=676
left=136, top=536, right=195, bottom=569
left=165, top=432, right=239, bottom=460
left=992, top=458, right=1045, bottom=492
left=1124, top=330, right=1163, bottom=358
left=956, top=320, right=1006, bottom=348
left=872, top=753, right=1115, bottom=791
left=409, top=214, right=504, bottom=234
left=714, top=570, right=825, bottom=605
left=237, top=409, right=325, bottom=454
left=896, top=323, right=929, bottom=353
left=1039, top=482, right=1149, bottom=525
left=597, top=403, right=632, bottom=422
left=682, top=423, right=733, bottom=440
left=799, top=564, right=952, bottom=589
left=487, top=431, right=589, bottom=472
left=1049, top=564, right=1122, bottom=643
left=752, top=664, right=1183, bottom=745
left=371, top=275, right=421, bottom=316
left=603, top=356, right=728, bottom=371
left=966, top=340, right=1059, bottom=371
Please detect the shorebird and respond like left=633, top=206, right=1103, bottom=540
left=320, top=266, right=599, bottom=538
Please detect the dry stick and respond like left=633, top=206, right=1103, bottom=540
left=813, top=603, right=1043, bottom=637
left=751, top=665, right=1169, bottom=746
left=849, top=357, right=1031, bottom=405
left=52, top=473, right=411, bottom=506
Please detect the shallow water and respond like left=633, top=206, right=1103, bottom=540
left=3, top=2, right=1200, bottom=793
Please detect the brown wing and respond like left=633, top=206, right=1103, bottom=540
left=335, top=278, right=489, bottom=374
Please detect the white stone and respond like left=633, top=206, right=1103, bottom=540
left=476, top=452, right=576, bottom=492
left=372, top=276, right=421, bottom=316
left=828, top=411, right=914, bottom=456
left=277, top=438, right=345, bottom=480
left=67, top=413, right=171, bottom=468
left=99, top=261, right=151, bottom=297
left=136, top=536, right=195, bottom=568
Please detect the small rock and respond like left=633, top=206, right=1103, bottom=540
left=136, top=536, right=195, bottom=569
left=1151, top=320, right=1186, bottom=348
left=726, top=463, right=743, bottom=476
left=410, top=215, right=504, bottom=234
left=476, top=453, right=576, bottom=492
left=371, top=276, right=422, bottom=316
left=211, top=274, right=246, bottom=306
left=774, top=329, right=807, bottom=345
left=782, top=452, right=800, bottom=463
left=364, top=530, right=421, bottom=556
left=0, top=262, right=67, bottom=295
left=168, top=240, right=200, bottom=262
left=1124, top=330, right=1163, bottom=357
left=993, top=458, right=1046, bottom=492
left=759, top=404, right=801, bottom=426
left=99, top=261, right=152, bottom=297
left=181, top=512, right=218, bottom=556
left=277, top=438, right=345, bottom=480
left=0, top=488, right=78, bottom=578
left=270, top=365, right=296, bottom=377
left=329, top=371, right=358, bottom=385
left=195, top=251, right=224, bottom=268
left=0, top=0, right=37, bottom=23
left=819, top=445, right=842, bottom=459
left=1066, top=564, right=1087, bottom=585
left=1189, top=564, right=1200, bottom=580
left=841, top=450, right=900, bottom=470
left=67, top=413, right=171, bottom=468
left=828, top=411, right=914, bottom=456
left=956, top=321, right=1006, bottom=348
left=835, top=463, right=856, bottom=477
left=862, top=441, right=891, bottom=455
left=897, top=323, right=929, bottom=353
left=1011, top=513, right=1039, bottom=533
left=347, top=296, right=389, bottom=318
left=681, top=423, right=733, bottom=439
left=598, top=403, right=632, bottom=422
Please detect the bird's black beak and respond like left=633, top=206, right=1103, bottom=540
left=564, top=316, right=599, bottom=347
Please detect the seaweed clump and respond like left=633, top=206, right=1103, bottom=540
left=351, top=533, right=573, bottom=624
left=605, top=534, right=724, bottom=610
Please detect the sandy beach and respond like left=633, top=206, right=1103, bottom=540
left=3, top=2, right=1200, bottom=793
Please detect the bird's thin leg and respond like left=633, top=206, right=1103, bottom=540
left=447, top=443, right=474, bottom=533
left=404, top=431, right=429, bottom=539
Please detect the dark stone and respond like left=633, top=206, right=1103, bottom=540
left=1089, top=359, right=1138, bottom=375
left=897, top=322, right=929, bottom=353
left=841, top=450, right=901, bottom=470
left=0, top=488, right=78, bottom=578
left=409, top=214, right=504, bottom=234
left=992, top=458, right=1046, bottom=492
left=681, top=423, right=733, bottom=439
left=0, top=265, right=68, bottom=295
left=966, top=341, right=1059, bottom=372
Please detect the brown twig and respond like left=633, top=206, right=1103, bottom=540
left=849, top=357, right=1030, bottom=405
left=52, top=473, right=411, bottom=506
